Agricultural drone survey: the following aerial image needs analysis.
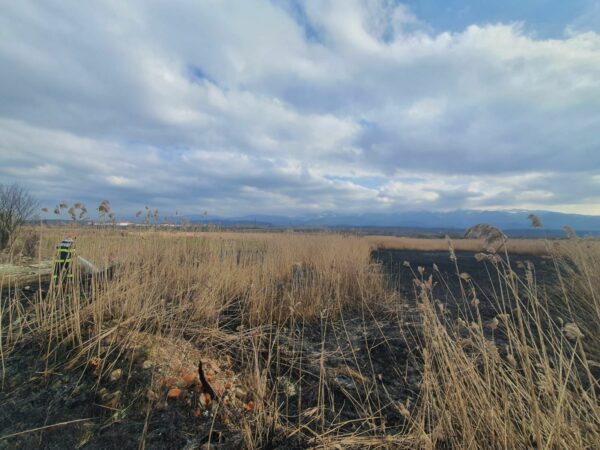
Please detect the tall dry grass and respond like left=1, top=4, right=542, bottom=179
left=2, top=228, right=393, bottom=345
left=1, top=226, right=599, bottom=448
left=405, top=247, right=600, bottom=449
left=551, top=237, right=600, bottom=362
left=367, top=235, right=551, bottom=255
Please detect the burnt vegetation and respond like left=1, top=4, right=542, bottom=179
left=0, top=217, right=599, bottom=449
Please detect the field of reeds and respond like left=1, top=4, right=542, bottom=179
left=1, top=225, right=599, bottom=449
left=366, top=235, right=551, bottom=255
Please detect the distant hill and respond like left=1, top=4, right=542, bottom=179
left=38, top=210, right=600, bottom=237
left=186, top=209, right=600, bottom=236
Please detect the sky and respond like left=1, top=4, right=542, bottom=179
left=1, top=0, right=599, bottom=218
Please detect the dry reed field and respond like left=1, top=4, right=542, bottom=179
left=1, top=226, right=599, bottom=449
left=367, top=235, right=579, bottom=255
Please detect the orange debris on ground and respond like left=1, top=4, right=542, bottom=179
left=182, top=372, right=197, bottom=387
left=167, top=387, right=183, bottom=400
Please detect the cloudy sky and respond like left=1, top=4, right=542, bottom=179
left=1, top=0, right=599, bottom=217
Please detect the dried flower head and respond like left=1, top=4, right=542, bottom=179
left=445, top=236, right=457, bottom=262
left=397, top=402, right=410, bottom=418
left=464, top=224, right=507, bottom=248
left=506, top=353, right=517, bottom=368
left=563, top=323, right=584, bottom=341
left=528, top=213, right=543, bottom=228
left=490, top=254, right=502, bottom=264
left=98, top=199, right=111, bottom=214
left=458, top=338, right=474, bottom=348
left=489, top=318, right=499, bottom=331
left=562, top=225, right=576, bottom=239
left=474, top=252, right=487, bottom=262
left=449, top=247, right=457, bottom=262
left=485, top=341, right=500, bottom=361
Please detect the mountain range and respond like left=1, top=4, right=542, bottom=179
left=184, top=209, right=600, bottom=235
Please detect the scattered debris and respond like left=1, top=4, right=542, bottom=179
left=198, top=360, right=217, bottom=400
left=142, top=360, right=153, bottom=370
left=109, top=369, right=122, bottom=382
left=167, top=388, right=183, bottom=401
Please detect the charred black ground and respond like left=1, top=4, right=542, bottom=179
left=373, top=249, right=557, bottom=321
left=0, top=249, right=569, bottom=449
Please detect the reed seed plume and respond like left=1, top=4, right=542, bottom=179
left=562, top=225, right=576, bottom=238
left=464, top=223, right=507, bottom=249
left=528, top=213, right=543, bottom=228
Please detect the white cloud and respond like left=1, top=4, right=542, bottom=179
left=0, top=1, right=598, bottom=216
